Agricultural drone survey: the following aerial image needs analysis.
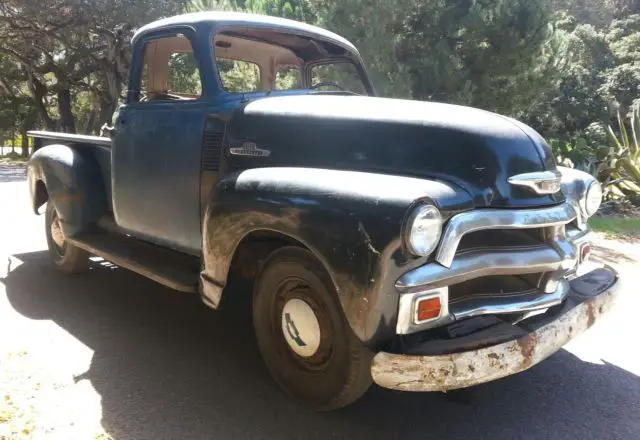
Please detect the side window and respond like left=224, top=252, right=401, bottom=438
left=275, top=66, right=302, bottom=90
left=138, top=34, right=202, bottom=102
left=216, top=58, right=261, bottom=93
left=167, top=52, right=202, bottom=97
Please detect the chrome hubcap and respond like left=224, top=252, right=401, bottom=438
left=281, top=298, right=321, bottom=357
left=50, top=211, right=65, bottom=249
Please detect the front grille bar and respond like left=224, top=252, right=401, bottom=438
left=396, top=246, right=565, bottom=292
left=435, top=203, right=577, bottom=268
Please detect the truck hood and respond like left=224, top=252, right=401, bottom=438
left=225, top=95, right=564, bottom=208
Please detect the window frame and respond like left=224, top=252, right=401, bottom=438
left=127, top=26, right=205, bottom=105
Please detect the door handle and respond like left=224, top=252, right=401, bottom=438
left=100, top=123, right=116, bottom=138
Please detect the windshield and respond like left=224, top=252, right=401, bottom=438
left=213, top=30, right=372, bottom=95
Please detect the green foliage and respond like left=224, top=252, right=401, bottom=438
left=217, top=59, right=261, bottom=92
left=589, top=216, right=640, bottom=237
left=1, top=0, right=640, bottom=198
left=275, top=67, right=302, bottom=90
left=168, top=53, right=202, bottom=95
left=605, top=107, right=640, bottom=191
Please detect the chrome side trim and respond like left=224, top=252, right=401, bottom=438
left=450, top=279, right=570, bottom=320
left=397, top=246, right=564, bottom=292
left=507, top=170, right=562, bottom=195
left=435, top=203, right=577, bottom=268
left=396, top=288, right=451, bottom=334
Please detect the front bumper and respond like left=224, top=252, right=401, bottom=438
left=371, top=266, right=620, bottom=392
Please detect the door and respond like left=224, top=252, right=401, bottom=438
left=112, top=30, right=208, bottom=255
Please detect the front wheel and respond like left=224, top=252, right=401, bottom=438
left=253, top=247, right=373, bottom=410
left=45, top=202, right=89, bottom=274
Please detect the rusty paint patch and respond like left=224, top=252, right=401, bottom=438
left=516, top=334, right=537, bottom=369
left=52, top=193, right=83, bottom=203
left=371, top=281, right=619, bottom=393
left=587, top=302, right=596, bottom=327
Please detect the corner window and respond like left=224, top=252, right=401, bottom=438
left=216, top=58, right=261, bottom=93
left=275, top=66, right=302, bottom=90
left=137, top=34, right=202, bottom=102
left=310, top=62, right=367, bottom=95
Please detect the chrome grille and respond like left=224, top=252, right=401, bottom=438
left=396, top=202, right=587, bottom=335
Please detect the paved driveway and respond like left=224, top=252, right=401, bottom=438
left=1, top=164, right=639, bottom=439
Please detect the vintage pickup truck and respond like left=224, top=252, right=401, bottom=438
left=27, top=12, right=620, bottom=410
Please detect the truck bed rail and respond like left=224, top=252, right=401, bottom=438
left=28, top=130, right=112, bottom=149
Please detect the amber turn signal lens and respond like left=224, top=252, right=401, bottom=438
left=416, top=297, right=441, bottom=322
left=581, top=244, right=591, bottom=262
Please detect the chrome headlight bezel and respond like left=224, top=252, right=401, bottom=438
left=583, top=180, right=603, bottom=218
left=405, top=204, right=443, bottom=257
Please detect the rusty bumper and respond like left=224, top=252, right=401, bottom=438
left=371, top=267, right=620, bottom=392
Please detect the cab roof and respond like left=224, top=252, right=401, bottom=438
left=132, top=11, right=359, bottom=55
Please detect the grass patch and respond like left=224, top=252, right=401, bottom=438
left=589, top=216, right=640, bottom=238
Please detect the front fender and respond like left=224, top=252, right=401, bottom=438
left=27, top=144, right=107, bottom=237
left=201, top=167, right=472, bottom=345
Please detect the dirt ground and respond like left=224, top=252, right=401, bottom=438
left=1, top=163, right=639, bottom=440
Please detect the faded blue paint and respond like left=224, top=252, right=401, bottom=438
left=27, top=144, right=108, bottom=237
left=112, top=100, right=212, bottom=255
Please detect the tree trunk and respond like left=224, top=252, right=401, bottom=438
left=28, top=73, right=56, bottom=131
left=57, top=88, right=76, bottom=133
left=20, top=126, right=29, bottom=157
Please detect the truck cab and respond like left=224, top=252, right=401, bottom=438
left=27, top=12, right=620, bottom=410
left=111, top=13, right=373, bottom=255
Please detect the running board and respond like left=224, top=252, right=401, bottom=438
left=67, top=232, right=200, bottom=293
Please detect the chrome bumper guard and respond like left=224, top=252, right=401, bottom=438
left=375, top=266, right=620, bottom=392
left=396, top=202, right=588, bottom=335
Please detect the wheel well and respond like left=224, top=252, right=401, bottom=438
left=227, top=231, right=309, bottom=285
left=34, top=180, right=48, bottom=213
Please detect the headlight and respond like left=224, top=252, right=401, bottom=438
left=406, top=205, right=442, bottom=256
left=583, top=180, right=602, bottom=217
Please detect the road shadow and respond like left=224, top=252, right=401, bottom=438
left=0, top=163, right=26, bottom=183
left=3, top=251, right=639, bottom=440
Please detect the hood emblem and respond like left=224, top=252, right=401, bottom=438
left=508, top=171, right=562, bottom=195
left=229, top=142, right=271, bottom=157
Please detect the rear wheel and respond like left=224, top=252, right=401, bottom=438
left=45, top=202, right=89, bottom=273
left=253, top=247, right=373, bottom=410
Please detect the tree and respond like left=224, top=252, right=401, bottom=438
left=0, top=0, right=183, bottom=134
left=313, top=0, right=559, bottom=115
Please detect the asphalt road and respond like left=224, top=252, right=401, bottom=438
left=1, top=164, right=639, bottom=440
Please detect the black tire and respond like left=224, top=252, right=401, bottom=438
left=45, top=202, right=89, bottom=274
left=253, top=247, right=373, bottom=410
